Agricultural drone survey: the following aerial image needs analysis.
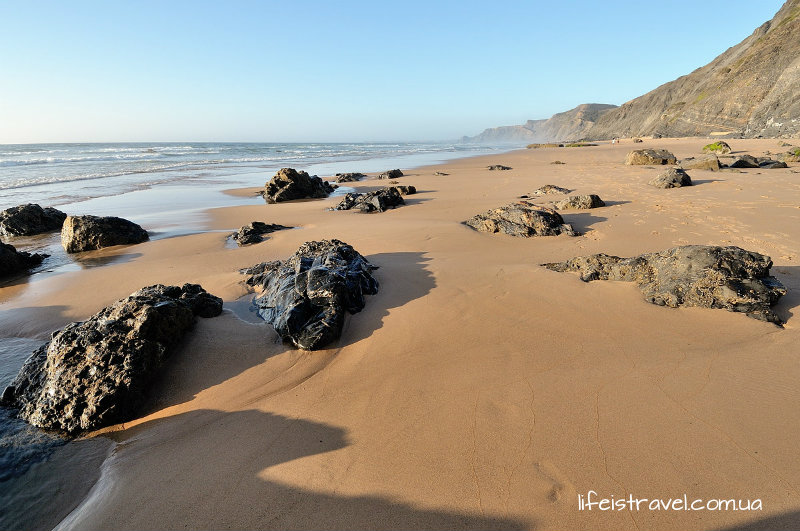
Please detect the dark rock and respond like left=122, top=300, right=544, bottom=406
left=542, top=245, right=786, bottom=324
left=728, top=154, right=760, bottom=168
left=334, top=187, right=405, bottom=213
left=465, top=202, right=577, bottom=237
left=633, top=138, right=644, bottom=143
left=487, top=165, right=512, bottom=171
left=262, top=168, right=334, bottom=203
left=0, top=204, right=67, bottom=238
left=550, top=160, right=566, bottom=164
left=1, top=284, right=223, bottom=435
left=679, top=154, right=720, bottom=171
left=61, top=215, right=149, bottom=253
left=377, top=169, right=403, bottom=180
left=649, top=168, right=693, bottom=188
left=241, top=240, right=379, bottom=351
left=702, top=141, right=731, bottom=154
left=394, top=185, right=416, bottom=195
left=433, top=171, right=449, bottom=176
left=231, top=222, right=292, bottom=246
left=551, top=194, right=605, bottom=209
left=757, top=158, right=788, bottom=169
left=625, top=149, right=677, bottom=165
left=1, top=242, right=46, bottom=279
left=335, top=173, right=367, bottom=183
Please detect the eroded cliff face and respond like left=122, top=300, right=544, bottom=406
left=587, top=0, right=800, bottom=139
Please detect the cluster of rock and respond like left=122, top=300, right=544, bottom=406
left=465, top=202, right=577, bottom=237
left=262, top=168, right=334, bottom=203
left=231, top=222, right=292, bottom=246
left=487, top=165, right=512, bottom=171
left=779, top=148, right=800, bottom=163
left=0, top=204, right=67, bottom=238
left=377, top=169, right=403, bottom=180
left=550, top=194, right=605, bottom=209
left=649, top=168, right=693, bottom=188
left=241, top=239, right=379, bottom=350
left=334, top=172, right=367, bottom=183
left=542, top=245, right=786, bottom=324
left=61, top=215, right=149, bottom=253
left=727, top=154, right=787, bottom=169
left=1, top=242, right=46, bottom=278
left=334, top=185, right=416, bottom=213
left=625, top=149, right=677, bottom=165
left=1, top=284, right=224, bottom=435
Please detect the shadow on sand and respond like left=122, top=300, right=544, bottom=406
left=50, top=409, right=529, bottom=530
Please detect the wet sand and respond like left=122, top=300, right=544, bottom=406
left=3, top=138, right=800, bottom=530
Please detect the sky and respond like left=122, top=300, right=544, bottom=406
left=0, top=0, right=786, bottom=143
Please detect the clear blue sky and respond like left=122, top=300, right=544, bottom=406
left=0, top=0, right=785, bottom=143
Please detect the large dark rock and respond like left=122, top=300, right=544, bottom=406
left=487, top=165, right=512, bottom=171
left=61, top=215, right=149, bottom=253
left=649, top=168, right=693, bottom=188
left=542, top=245, right=786, bottom=324
left=241, top=240, right=379, bottom=351
left=679, top=154, right=720, bottom=171
left=0, top=204, right=67, bottom=238
left=757, top=158, right=788, bottom=169
left=335, top=172, right=367, bottom=183
left=728, top=155, right=760, bottom=168
left=334, top=187, right=405, bottom=213
left=231, top=222, right=292, bottom=246
left=262, top=168, right=334, bottom=203
left=1, top=284, right=223, bottom=435
left=377, top=169, right=403, bottom=180
left=625, top=149, right=677, bottom=165
left=551, top=194, right=605, bottom=209
left=1, top=242, right=46, bottom=279
left=465, top=202, right=577, bottom=237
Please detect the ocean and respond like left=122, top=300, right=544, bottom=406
left=0, top=141, right=512, bottom=528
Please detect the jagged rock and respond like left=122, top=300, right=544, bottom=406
left=394, top=185, right=416, bottom=195
left=625, top=149, right=677, bottom=165
left=262, top=168, right=334, bottom=203
left=522, top=184, right=571, bottom=198
left=550, top=160, right=566, bottom=164
left=649, top=168, right=693, bottom=188
left=680, top=154, right=720, bottom=171
left=542, top=245, right=786, bottom=324
left=778, top=141, right=793, bottom=147
left=241, top=240, right=379, bottom=350
left=758, top=158, right=788, bottom=169
left=728, top=155, right=760, bottom=168
left=551, top=194, right=605, bottom=209
left=703, top=141, right=731, bottom=154
left=465, top=202, right=577, bottom=237
left=231, top=222, right=292, bottom=246
left=0, top=204, right=67, bottom=238
left=433, top=171, right=449, bottom=176
left=377, top=169, right=403, bottom=179
left=61, top=215, right=149, bottom=253
left=334, top=187, right=405, bottom=212
left=487, top=165, right=512, bottom=171
left=0, top=284, right=223, bottom=435
left=1, top=242, right=46, bottom=279
left=633, top=138, right=644, bottom=143
left=335, top=172, right=367, bottom=183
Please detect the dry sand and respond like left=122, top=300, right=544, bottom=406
left=3, top=138, right=800, bottom=530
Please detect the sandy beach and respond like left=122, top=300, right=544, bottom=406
left=3, top=138, right=800, bottom=530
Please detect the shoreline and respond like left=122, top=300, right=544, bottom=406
left=2, top=137, right=800, bottom=530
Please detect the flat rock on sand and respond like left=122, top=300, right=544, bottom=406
left=334, top=187, right=405, bottom=213
left=1, top=284, right=224, bottom=435
left=543, top=245, right=786, bottom=324
left=61, top=215, right=149, bottom=253
left=465, top=201, right=577, bottom=237
left=520, top=184, right=571, bottom=198
left=0, top=204, right=67, bottom=238
left=649, top=167, right=693, bottom=188
left=625, top=149, right=678, bottom=165
left=241, top=239, right=379, bottom=350
left=231, top=222, right=292, bottom=246
left=551, top=194, right=605, bottom=209
left=679, top=154, right=720, bottom=171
